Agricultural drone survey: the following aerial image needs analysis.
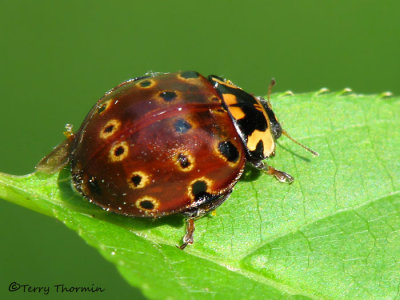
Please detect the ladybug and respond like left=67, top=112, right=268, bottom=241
left=36, top=71, right=318, bottom=249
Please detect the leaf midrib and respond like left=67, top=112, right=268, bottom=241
left=4, top=171, right=398, bottom=299
left=0, top=172, right=314, bottom=297
left=92, top=189, right=400, bottom=299
left=1, top=94, right=399, bottom=299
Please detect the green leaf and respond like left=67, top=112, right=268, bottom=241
left=1, top=90, right=399, bottom=299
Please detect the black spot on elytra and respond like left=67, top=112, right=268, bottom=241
left=192, top=180, right=207, bottom=199
left=88, top=177, right=101, bottom=195
left=140, top=200, right=154, bottom=210
left=133, top=75, right=151, bottom=82
left=98, top=103, right=107, bottom=114
left=131, top=175, right=142, bottom=187
left=114, top=146, right=125, bottom=156
left=181, top=71, right=199, bottom=79
left=218, top=141, right=239, bottom=162
left=140, top=80, right=151, bottom=87
left=160, top=91, right=177, bottom=102
left=177, top=153, right=191, bottom=168
left=174, top=119, right=192, bottom=133
left=104, top=125, right=114, bottom=133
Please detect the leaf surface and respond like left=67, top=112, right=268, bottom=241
left=1, top=91, right=399, bottom=299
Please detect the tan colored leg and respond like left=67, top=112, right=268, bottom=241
left=266, top=165, right=294, bottom=183
left=178, top=218, right=195, bottom=250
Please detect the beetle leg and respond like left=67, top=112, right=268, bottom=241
left=179, top=219, right=195, bottom=250
left=266, top=166, right=294, bottom=183
left=252, top=161, right=294, bottom=184
left=178, top=191, right=232, bottom=250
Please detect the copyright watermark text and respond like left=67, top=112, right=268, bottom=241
left=8, top=281, right=105, bottom=295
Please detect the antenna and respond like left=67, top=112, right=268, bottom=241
left=267, top=78, right=276, bottom=105
left=282, top=130, right=319, bottom=156
left=266, top=78, right=319, bottom=157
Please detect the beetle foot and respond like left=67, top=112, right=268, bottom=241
left=266, top=166, right=294, bottom=183
left=177, top=218, right=195, bottom=250
left=251, top=161, right=294, bottom=184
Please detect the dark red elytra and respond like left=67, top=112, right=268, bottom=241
left=36, top=71, right=318, bottom=249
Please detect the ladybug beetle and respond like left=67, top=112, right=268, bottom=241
left=36, top=71, right=318, bottom=249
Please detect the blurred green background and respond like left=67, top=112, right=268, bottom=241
left=1, top=0, right=399, bottom=299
